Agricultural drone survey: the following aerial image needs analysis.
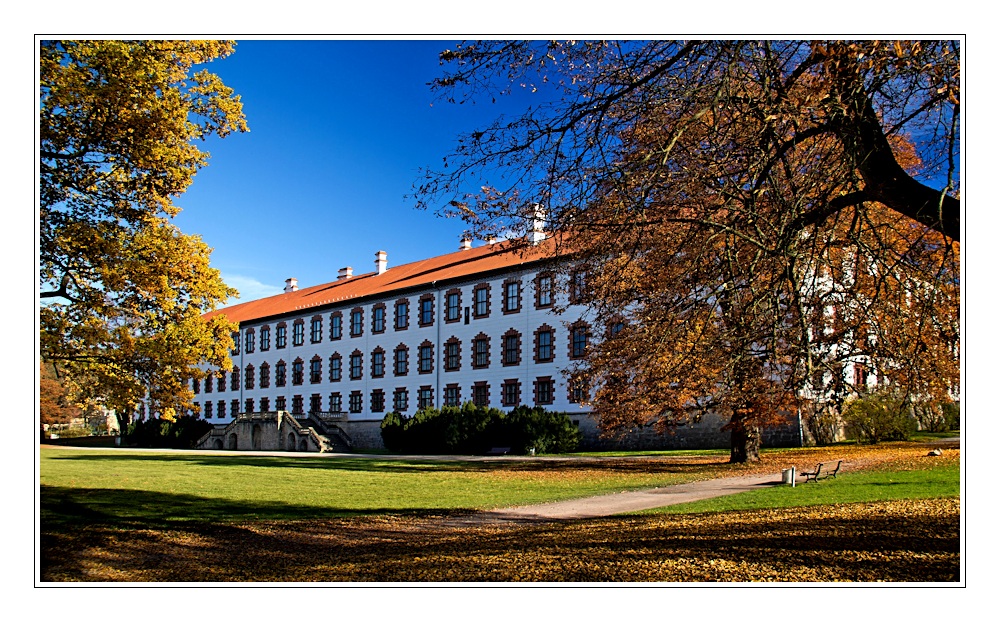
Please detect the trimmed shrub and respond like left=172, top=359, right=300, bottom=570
left=124, top=416, right=214, bottom=449
left=379, top=403, right=579, bottom=454
left=842, top=391, right=917, bottom=444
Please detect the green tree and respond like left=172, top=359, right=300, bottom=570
left=418, top=40, right=960, bottom=462
left=40, top=40, right=249, bottom=428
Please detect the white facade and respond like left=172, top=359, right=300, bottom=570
left=191, top=256, right=595, bottom=424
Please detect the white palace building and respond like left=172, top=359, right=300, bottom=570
left=186, top=233, right=803, bottom=452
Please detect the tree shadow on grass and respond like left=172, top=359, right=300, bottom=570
left=40, top=485, right=470, bottom=529
left=43, top=452, right=730, bottom=475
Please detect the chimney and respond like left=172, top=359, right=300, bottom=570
left=529, top=204, right=546, bottom=245
left=486, top=235, right=498, bottom=245
left=337, top=267, right=354, bottom=280
left=284, top=278, right=299, bottom=293
left=375, top=250, right=388, bottom=275
left=459, top=237, right=472, bottom=251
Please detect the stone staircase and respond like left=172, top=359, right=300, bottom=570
left=195, top=411, right=352, bottom=452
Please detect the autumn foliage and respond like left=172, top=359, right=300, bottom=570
left=419, top=40, right=960, bottom=462
left=39, top=41, right=248, bottom=424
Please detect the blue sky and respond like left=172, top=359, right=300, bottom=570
left=173, top=39, right=528, bottom=304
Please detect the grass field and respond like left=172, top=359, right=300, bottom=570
left=39, top=441, right=961, bottom=582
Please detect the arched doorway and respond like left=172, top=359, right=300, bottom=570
left=287, top=433, right=296, bottom=451
left=213, top=438, right=224, bottom=450
left=228, top=433, right=238, bottom=450
left=252, top=424, right=262, bottom=450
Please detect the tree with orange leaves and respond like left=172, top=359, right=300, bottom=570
left=418, top=40, right=960, bottom=462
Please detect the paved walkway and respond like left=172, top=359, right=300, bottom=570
left=437, top=472, right=784, bottom=527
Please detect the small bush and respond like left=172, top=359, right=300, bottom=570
left=913, top=400, right=961, bottom=433
left=842, top=391, right=917, bottom=444
left=124, top=416, right=214, bottom=449
left=379, top=403, right=579, bottom=455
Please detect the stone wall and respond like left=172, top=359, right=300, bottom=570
left=569, top=411, right=803, bottom=451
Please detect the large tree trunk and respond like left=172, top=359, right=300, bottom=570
left=729, top=415, right=762, bottom=464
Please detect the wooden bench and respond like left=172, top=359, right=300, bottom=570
left=802, top=460, right=843, bottom=482
left=485, top=447, right=511, bottom=456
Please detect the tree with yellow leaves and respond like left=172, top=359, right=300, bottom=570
left=40, top=40, right=248, bottom=429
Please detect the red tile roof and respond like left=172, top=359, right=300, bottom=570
left=206, top=238, right=558, bottom=325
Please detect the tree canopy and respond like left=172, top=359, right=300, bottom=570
left=418, top=40, right=960, bottom=462
left=40, top=40, right=249, bottom=424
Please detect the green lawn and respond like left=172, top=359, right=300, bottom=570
left=635, top=458, right=960, bottom=515
left=40, top=447, right=719, bottom=526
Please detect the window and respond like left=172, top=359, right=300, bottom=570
left=444, top=338, right=461, bottom=372
left=275, top=396, right=286, bottom=412
left=276, top=323, right=287, bottom=349
left=245, top=330, right=255, bottom=353
left=444, top=384, right=460, bottom=407
left=260, top=326, right=270, bottom=351
left=204, top=375, right=213, bottom=394
left=310, top=356, right=322, bottom=384
left=231, top=368, right=240, bottom=391
left=329, top=392, right=342, bottom=413
left=445, top=289, right=461, bottom=323
left=418, top=386, right=434, bottom=410
left=217, top=375, right=225, bottom=392
left=291, top=395, right=303, bottom=414
left=503, top=330, right=521, bottom=366
left=568, top=375, right=589, bottom=404
left=419, top=295, right=434, bottom=327
left=350, top=351, right=363, bottom=380
left=534, top=376, right=554, bottom=405
left=418, top=342, right=434, bottom=374
left=472, top=333, right=490, bottom=369
left=472, top=382, right=490, bottom=407
left=259, top=396, right=270, bottom=412
left=473, top=284, right=490, bottom=318
left=218, top=401, right=226, bottom=418
left=204, top=401, right=213, bottom=419
left=349, top=391, right=363, bottom=414
left=372, top=304, right=386, bottom=333
left=292, top=359, right=304, bottom=385
left=570, top=323, right=589, bottom=359
left=502, top=379, right=521, bottom=407
left=330, top=354, right=342, bottom=382
left=245, top=365, right=255, bottom=390
left=535, top=272, right=554, bottom=309
left=231, top=331, right=240, bottom=355
left=393, top=388, right=408, bottom=412
left=535, top=325, right=555, bottom=363
left=503, top=278, right=521, bottom=314
left=609, top=320, right=625, bottom=338
left=245, top=398, right=255, bottom=414
left=330, top=312, right=343, bottom=340
left=193, top=377, right=201, bottom=394
left=311, top=316, right=323, bottom=343
left=350, top=308, right=364, bottom=337
left=371, top=389, right=385, bottom=413
left=276, top=361, right=287, bottom=387
left=372, top=348, right=385, bottom=378
left=260, top=363, right=270, bottom=389
left=310, top=393, right=322, bottom=414
left=394, top=299, right=409, bottom=330
left=293, top=319, right=305, bottom=346
left=231, top=399, right=240, bottom=415
left=394, top=345, right=408, bottom=376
